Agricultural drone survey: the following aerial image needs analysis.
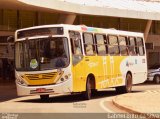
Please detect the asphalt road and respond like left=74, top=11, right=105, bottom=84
left=0, top=81, right=160, bottom=114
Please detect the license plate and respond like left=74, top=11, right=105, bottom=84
left=36, top=88, right=46, bottom=92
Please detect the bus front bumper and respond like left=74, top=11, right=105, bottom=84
left=16, top=79, right=72, bottom=96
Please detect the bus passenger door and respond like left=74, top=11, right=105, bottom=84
left=69, top=31, right=85, bottom=92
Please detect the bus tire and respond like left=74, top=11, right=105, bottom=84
left=40, top=95, right=49, bottom=101
left=153, top=75, right=160, bottom=84
left=116, top=73, right=132, bottom=94
left=83, top=77, right=92, bottom=100
left=92, top=89, right=98, bottom=95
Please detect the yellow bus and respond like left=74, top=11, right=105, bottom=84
left=15, top=24, right=147, bottom=100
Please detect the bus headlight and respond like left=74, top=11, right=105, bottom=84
left=56, top=74, right=71, bottom=84
left=16, top=78, right=27, bottom=86
left=60, top=78, right=64, bottom=81
left=64, top=75, right=69, bottom=79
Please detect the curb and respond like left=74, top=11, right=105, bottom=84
left=112, top=96, right=141, bottom=113
left=112, top=95, right=159, bottom=119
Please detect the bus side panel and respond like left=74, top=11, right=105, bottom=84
left=96, top=56, right=112, bottom=89
left=97, top=56, right=128, bottom=89
left=102, top=56, right=126, bottom=88
left=130, top=56, right=147, bottom=84
left=88, top=56, right=126, bottom=90
left=72, top=55, right=147, bottom=92
left=95, top=56, right=109, bottom=90
left=119, top=56, right=147, bottom=85
left=72, top=56, right=104, bottom=92
left=72, top=58, right=87, bottom=92
left=113, top=56, right=126, bottom=86
left=84, top=56, right=101, bottom=90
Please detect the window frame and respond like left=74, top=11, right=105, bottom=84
left=118, top=35, right=129, bottom=56
left=128, top=36, right=137, bottom=56
left=83, top=32, right=95, bottom=56
left=136, top=37, right=145, bottom=56
left=69, top=30, right=83, bottom=56
left=108, top=35, right=120, bottom=56
left=94, top=33, right=108, bottom=56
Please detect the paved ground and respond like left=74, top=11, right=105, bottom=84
left=112, top=82, right=160, bottom=118
left=113, top=90, right=160, bottom=113
left=0, top=80, right=160, bottom=118
left=0, top=88, right=117, bottom=113
left=0, top=82, right=128, bottom=113
left=0, top=80, right=17, bottom=102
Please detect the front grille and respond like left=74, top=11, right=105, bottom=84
left=28, top=83, right=56, bottom=86
left=24, top=72, right=57, bottom=80
left=21, top=71, right=64, bottom=86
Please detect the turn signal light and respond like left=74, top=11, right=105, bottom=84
left=64, top=75, right=69, bottom=79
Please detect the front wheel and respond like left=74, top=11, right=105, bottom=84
left=83, top=78, right=92, bottom=100
left=116, top=73, right=132, bottom=94
left=40, top=95, right=49, bottom=101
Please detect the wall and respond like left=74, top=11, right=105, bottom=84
left=0, top=9, right=160, bottom=67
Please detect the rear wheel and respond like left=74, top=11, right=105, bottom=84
left=40, top=95, right=49, bottom=101
left=116, top=73, right=132, bottom=94
left=153, top=75, right=160, bottom=84
left=83, top=78, right=92, bottom=100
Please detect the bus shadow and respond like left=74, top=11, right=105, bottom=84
left=143, top=81, right=160, bottom=85
left=16, top=90, right=142, bottom=103
left=135, top=81, right=160, bottom=86
left=0, top=83, right=18, bottom=102
left=0, top=95, right=18, bottom=102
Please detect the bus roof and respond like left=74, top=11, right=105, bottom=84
left=16, top=24, right=144, bottom=38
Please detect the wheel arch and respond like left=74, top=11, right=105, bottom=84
left=86, top=73, right=96, bottom=90
left=126, top=71, right=132, bottom=78
left=125, top=71, right=133, bottom=85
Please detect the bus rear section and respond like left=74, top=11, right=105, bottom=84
left=70, top=27, right=147, bottom=99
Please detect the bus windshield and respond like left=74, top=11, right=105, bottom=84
left=15, top=37, right=69, bottom=71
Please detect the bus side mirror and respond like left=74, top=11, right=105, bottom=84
left=7, top=36, right=14, bottom=43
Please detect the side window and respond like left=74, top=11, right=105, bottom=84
left=128, top=37, right=137, bottom=55
left=95, top=34, right=107, bottom=55
left=136, top=37, right=145, bottom=56
left=108, top=35, right=119, bottom=55
left=69, top=31, right=82, bottom=55
left=118, top=36, right=128, bottom=55
left=83, top=33, right=94, bottom=55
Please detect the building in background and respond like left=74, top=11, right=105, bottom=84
left=0, top=0, right=160, bottom=82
